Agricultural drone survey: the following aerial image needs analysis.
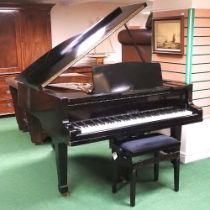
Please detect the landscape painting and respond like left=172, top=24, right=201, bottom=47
left=153, top=16, right=184, bottom=54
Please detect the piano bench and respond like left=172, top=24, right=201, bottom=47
left=111, top=133, right=180, bottom=207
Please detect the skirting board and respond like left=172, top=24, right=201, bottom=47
left=180, top=116, right=210, bottom=163
left=180, top=150, right=210, bottom=163
left=160, top=116, right=210, bottom=164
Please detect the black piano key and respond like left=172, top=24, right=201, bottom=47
left=112, top=116, right=121, bottom=122
left=72, top=122, right=80, bottom=127
left=98, top=118, right=106, bottom=125
left=104, top=117, right=113, bottom=123
left=80, top=121, right=89, bottom=127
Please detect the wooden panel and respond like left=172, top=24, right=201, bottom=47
left=0, top=4, right=53, bottom=116
left=192, top=72, right=210, bottom=82
left=69, top=66, right=92, bottom=73
left=194, top=18, right=210, bottom=27
left=0, top=74, right=16, bottom=86
left=52, top=66, right=93, bottom=84
left=0, top=74, right=17, bottom=114
left=152, top=54, right=186, bottom=64
left=192, top=9, right=210, bottom=117
left=192, top=55, right=210, bottom=64
left=193, top=97, right=210, bottom=107
left=193, top=36, right=210, bottom=45
left=192, top=64, right=210, bottom=73
left=194, top=28, right=210, bottom=36
left=195, top=9, right=210, bottom=18
left=193, top=89, right=210, bottom=99
left=152, top=10, right=187, bottom=84
left=162, top=71, right=185, bottom=82
left=52, top=74, right=92, bottom=84
left=160, top=63, right=185, bottom=73
left=0, top=85, right=11, bottom=100
left=193, top=81, right=210, bottom=91
left=184, top=28, right=188, bottom=37
left=153, top=9, right=210, bottom=118
left=201, top=106, right=210, bottom=115
left=0, top=10, right=22, bottom=73
left=0, top=99, right=14, bottom=114
left=20, top=8, right=52, bottom=69
left=193, top=46, right=210, bottom=55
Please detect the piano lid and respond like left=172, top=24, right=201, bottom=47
left=16, top=3, right=146, bottom=90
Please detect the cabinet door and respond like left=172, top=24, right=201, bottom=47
left=20, top=9, right=52, bottom=69
left=0, top=10, right=22, bottom=74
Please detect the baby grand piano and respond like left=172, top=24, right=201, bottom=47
left=16, top=3, right=202, bottom=195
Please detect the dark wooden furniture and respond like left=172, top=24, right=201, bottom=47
left=0, top=3, right=53, bottom=116
left=52, top=65, right=93, bottom=84
left=118, top=13, right=152, bottom=62
left=111, top=133, right=180, bottom=207
left=16, top=3, right=202, bottom=195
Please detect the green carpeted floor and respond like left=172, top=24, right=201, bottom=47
left=0, top=117, right=209, bottom=210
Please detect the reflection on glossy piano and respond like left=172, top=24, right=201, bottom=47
left=16, top=3, right=203, bottom=195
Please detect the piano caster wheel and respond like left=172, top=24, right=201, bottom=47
left=59, top=185, right=69, bottom=195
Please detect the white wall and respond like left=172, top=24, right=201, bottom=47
left=181, top=118, right=210, bottom=163
left=192, top=0, right=210, bottom=8
left=50, top=2, right=148, bottom=64
left=152, top=0, right=192, bottom=11
left=153, top=0, right=210, bottom=11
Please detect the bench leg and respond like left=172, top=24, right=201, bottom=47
left=112, top=158, right=118, bottom=193
left=130, top=169, right=136, bottom=207
left=172, top=158, right=180, bottom=192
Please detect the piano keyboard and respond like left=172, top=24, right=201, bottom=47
left=72, top=108, right=193, bottom=135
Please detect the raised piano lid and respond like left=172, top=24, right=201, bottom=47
left=16, top=3, right=147, bottom=90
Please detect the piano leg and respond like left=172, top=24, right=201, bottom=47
left=26, top=113, right=49, bottom=144
left=171, top=126, right=182, bottom=141
left=54, top=141, right=69, bottom=195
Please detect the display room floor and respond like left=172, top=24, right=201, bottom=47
left=0, top=117, right=209, bottom=210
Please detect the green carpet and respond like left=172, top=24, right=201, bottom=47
left=0, top=117, right=209, bottom=210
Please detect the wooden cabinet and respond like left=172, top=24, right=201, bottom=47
left=0, top=4, right=54, bottom=115
left=0, top=75, right=18, bottom=114
left=52, top=66, right=93, bottom=84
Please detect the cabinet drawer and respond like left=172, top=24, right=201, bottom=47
left=0, top=85, right=12, bottom=100
left=0, top=75, right=17, bottom=86
left=0, top=99, right=14, bottom=115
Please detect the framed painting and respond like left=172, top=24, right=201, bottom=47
left=152, top=16, right=184, bottom=55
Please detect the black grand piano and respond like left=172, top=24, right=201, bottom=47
left=16, top=3, right=202, bottom=195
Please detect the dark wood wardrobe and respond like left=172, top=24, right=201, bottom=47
left=0, top=4, right=54, bottom=115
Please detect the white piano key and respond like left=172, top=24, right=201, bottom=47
left=77, top=109, right=193, bottom=135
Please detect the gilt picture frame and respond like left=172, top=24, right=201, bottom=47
left=152, top=16, right=184, bottom=55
